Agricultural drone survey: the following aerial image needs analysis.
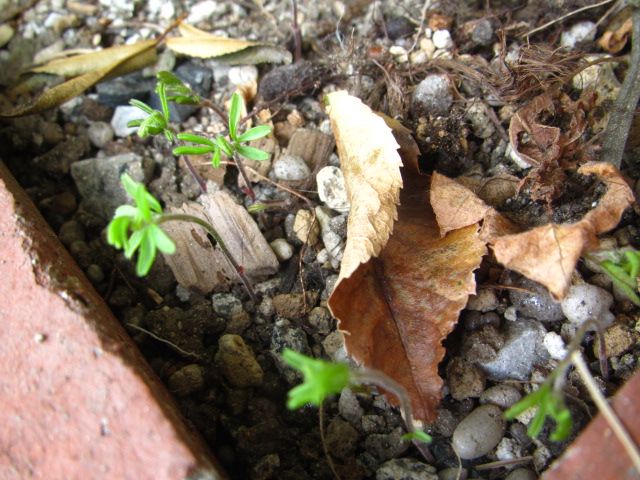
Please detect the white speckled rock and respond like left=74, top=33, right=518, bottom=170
left=317, top=166, right=350, bottom=213
left=111, top=106, right=141, bottom=137
left=272, top=154, right=311, bottom=181
left=87, top=121, right=114, bottom=148
left=543, top=331, right=567, bottom=360
left=432, top=29, right=454, bottom=49
left=412, top=74, right=453, bottom=117
left=479, top=385, right=521, bottom=409
left=269, top=238, right=293, bottom=261
left=560, top=21, right=596, bottom=50
left=561, top=283, right=615, bottom=330
left=452, top=404, right=506, bottom=459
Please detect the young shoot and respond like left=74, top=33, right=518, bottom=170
left=282, top=349, right=432, bottom=444
left=173, top=91, right=271, bottom=168
left=599, top=248, right=640, bottom=306
left=107, top=174, right=258, bottom=301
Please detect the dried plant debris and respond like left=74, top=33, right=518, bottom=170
left=431, top=162, right=634, bottom=300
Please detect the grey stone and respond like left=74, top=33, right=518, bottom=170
left=211, top=293, right=244, bottom=319
left=87, top=121, right=114, bottom=148
left=317, top=166, right=350, bottom=212
left=308, top=306, right=333, bottom=335
left=215, top=334, right=264, bottom=387
left=97, top=73, right=154, bottom=107
left=412, top=74, right=453, bottom=117
left=339, top=387, right=364, bottom=425
left=466, top=288, right=498, bottom=312
left=432, top=30, right=453, bottom=49
left=480, top=385, right=522, bottom=409
left=496, top=437, right=521, bottom=461
left=270, top=319, right=311, bottom=383
left=465, top=101, right=495, bottom=140
left=58, top=220, right=85, bottom=246
left=34, top=136, right=91, bottom=176
left=325, top=417, right=360, bottom=459
left=452, top=404, right=506, bottom=460
left=470, top=18, right=493, bottom=46
left=361, top=414, right=386, bottom=434
left=507, top=275, right=564, bottom=322
left=366, top=427, right=410, bottom=462
left=273, top=154, right=311, bottom=181
left=322, top=330, right=347, bottom=362
left=478, top=319, right=548, bottom=381
left=71, top=152, right=150, bottom=220
left=376, top=457, right=437, bottom=480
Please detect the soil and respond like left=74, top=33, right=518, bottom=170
left=2, top=1, right=640, bottom=479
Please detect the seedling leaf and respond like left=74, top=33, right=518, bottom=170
left=236, top=144, right=270, bottom=161
left=237, top=125, right=272, bottom=143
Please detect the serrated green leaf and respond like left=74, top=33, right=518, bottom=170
left=107, top=216, right=131, bottom=249
left=237, top=125, right=271, bottom=142
left=229, top=92, right=242, bottom=140
left=236, top=144, right=270, bottom=161
left=149, top=224, right=176, bottom=254
left=121, top=173, right=140, bottom=199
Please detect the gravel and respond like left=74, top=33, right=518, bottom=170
left=452, top=404, right=506, bottom=460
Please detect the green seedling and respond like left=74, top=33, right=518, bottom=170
left=173, top=91, right=271, bottom=168
left=282, top=349, right=432, bottom=444
left=505, top=381, right=572, bottom=442
left=600, top=248, right=640, bottom=306
left=107, top=174, right=257, bottom=301
left=107, top=173, right=176, bottom=276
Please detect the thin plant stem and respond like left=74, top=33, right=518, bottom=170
left=233, top=152, right=257, bottom=200
left=127, top=323, right=202, bottom=359
left=571, top=350, right=640, bottom=473
left=352, top=368, right=435, bottom=464
left=601, top=6, right=640, bottom=169
left=319, top=403, right=341, bottom=480
left=523, top=0, right=617, bottom=39
left=291, top=0, right=302, bottom=63
left=158, top=213, right=257, bottom=302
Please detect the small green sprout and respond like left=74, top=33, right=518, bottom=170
left=282, top=349, right=432, bottom=443
left=173, top=91, right=271, bottom=167
left=600, top=248, right=640, bottom=306
left=282, top=349, right=351, bottom=409
left=505, top=381, right=572, bottom=441
left=107, top=174, right=175, bottom=276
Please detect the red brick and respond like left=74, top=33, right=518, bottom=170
left=0, top=162, right=224, bottom=480
left=543, top=370, right=640, bottom=480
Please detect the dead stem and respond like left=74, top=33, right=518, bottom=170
left=601, top=6, right=640, bottom=169
left=291, top=0, right=303, bottom=62
left=127, top=323, right=202, bottom=359
left=474, top=456, right=534, bottom=471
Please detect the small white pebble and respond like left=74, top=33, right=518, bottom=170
left=389, top=45, right=408, bottom=56
left=561, top=283, right=615, bottom=330
left=34, top=333, right=47, bottom=343
left=432, top=29, right=454, bottom=49
left=543, top=332, right=567, bottom=361
left=270, top=238, right=294, bottom=262
left=504, top=305, right=518, bottom=322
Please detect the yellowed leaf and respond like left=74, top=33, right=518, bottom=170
left=30, top=40, right=157, bottom=77
left=167, top=23, right=291, bottom=64
left=325, top=91, right=403, bottom=281
left=1, top=40, right=157, bottom=118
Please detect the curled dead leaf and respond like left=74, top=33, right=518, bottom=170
left=431, top=162, right=635, bottom=300
left=599, top=17, right=632, bottom=54
left=327, top=92, right=486, bottom=422
left=326, top=91, right=403, bottom=281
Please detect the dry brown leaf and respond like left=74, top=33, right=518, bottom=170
left=430, top=172, right=492, bottom=236
left=327, top=92, right=486, bottom=421
left=509, top=93, right=561, bottom=167
left=325, top=91, right=403, bottom=281
left=167, top=23, right=290, bottom=64
left=329, top=174, right=486, bottom=422
left=599, top=17, right=632, bottom=53
left=493, top=162, right=634, bottom=299
left=1, top=40, right=157, bottom=117
left=431, top=163, right=634, bottom=300
left=30, top=40, right=157, bottom=77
